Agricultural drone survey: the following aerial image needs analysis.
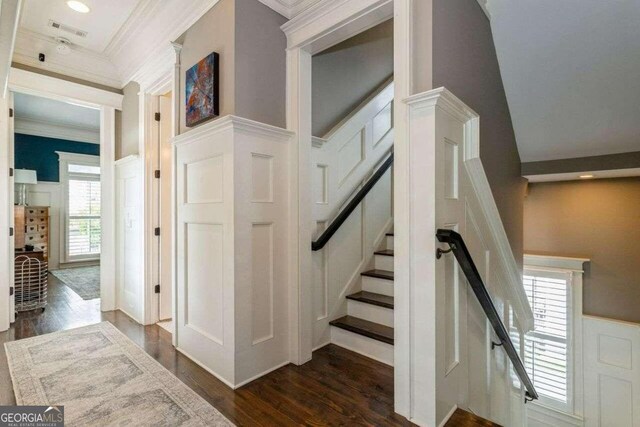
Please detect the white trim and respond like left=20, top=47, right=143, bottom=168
left=476, top=0, right=490, bottom=19
left=525, top=167, right=640, bottom=183
left=406, top=87, right=534, bottom=331
left=282, top=0, right=393, bottom=371
left=524, top=255, right=587, bottom=425
left=56, top=151, right=100, bottom=264
left=437, top=405, right=459, bottom=427
left=258, top=0, right=325, bottom=19
left=13, top=28, right=122, bottom=89
left=15, top=117, right=99, bottom=144
left=0, top=0, right=22, bottom=98
left=114, top=154, right=140, bottom=167
left=109, top=0, right=221, bottom=88
left=8, top=67, right=123, bottom=110
left=524, top=254, right=590, bottom=272
left=527, top=402, right=584, bottom=427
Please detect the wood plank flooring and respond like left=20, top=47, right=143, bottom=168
left=0, top=274, right=497, bottom=426
left=0, top=274, right=413, bottom=426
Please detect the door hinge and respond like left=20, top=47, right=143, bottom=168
left=9, top=227, right=13, bottom=237
left=9, top=287, right=14, bottom=296
left=154, top=170, right=160, bottom=179
left=154, top=284, right=160, bottom=294
left=9, top=108, right=13, bottom=118
left=154, top=227, right=160, bottom=236
left=154, top=112, right=161, bottom=122
left=9, top=168, right=13, bottom=177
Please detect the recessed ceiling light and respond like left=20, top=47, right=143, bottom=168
left=66, top=1, right=90, bottom=13
left=579, top=174, right=595, bottom=179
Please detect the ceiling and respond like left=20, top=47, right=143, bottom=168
left=14, top=92, right=100, bottom=130
left=20, top=0, right=141, bottom=53
left=489, top=0, right=640, bottom=162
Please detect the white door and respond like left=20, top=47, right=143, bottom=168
left=158, top=93, right=172, bottom=320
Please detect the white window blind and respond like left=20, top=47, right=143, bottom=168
left=67, top=169, right=101, bottom=259
left=523, top=271, right=571, bottom=410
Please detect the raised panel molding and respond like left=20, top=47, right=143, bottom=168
left=185, top=155, right=224, bottom=204
left=174, top=114, right=292, bottom=388
left=185, top=222, right=225, bottom=345
left=251, top=222, right=274, bottom=345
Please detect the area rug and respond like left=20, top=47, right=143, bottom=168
left=4, top=322, right=233, bottom=426
left=50, top=266, right=100, bottom=300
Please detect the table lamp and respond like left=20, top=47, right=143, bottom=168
left=15, top=169, right=37, bottom=205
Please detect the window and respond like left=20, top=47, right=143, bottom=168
left=57, top=151, right=101, bottom=262
left=523, top=269, right=572, bottom=411
left=68, top=175, right=101, bottom=258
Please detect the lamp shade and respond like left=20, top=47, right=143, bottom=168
left=15, top=169, right=37, bottom=184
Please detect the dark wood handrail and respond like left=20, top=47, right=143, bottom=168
left=312, top=153, right=393, bottom=251
left=436, top=229, right=539, bottom=403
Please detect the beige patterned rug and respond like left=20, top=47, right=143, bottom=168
left=4, top=322, right=233, bottom=426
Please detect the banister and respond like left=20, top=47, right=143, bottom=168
left=436, top=228, right=539, bottom=403
left=311, top=153, right=393, bottom=251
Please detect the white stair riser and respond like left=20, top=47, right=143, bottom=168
left=362, top=276, right=393, bottom=297
left=347, top=300, right=394, bottom=327
left=385, top=235, right=394, bottom=250
left=330, top=326, right=394, bottom=366
left=374, top=254, right=394, bottom=271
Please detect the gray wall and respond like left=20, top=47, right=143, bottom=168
left=235, top=0, right=287, bottom=128
left=432, top=0, right=526, bottom=267
left=178, top=0, right=236, bottom=134
left=522, top=151, right=640, bottom=176
left=524, top=178, right=640, bottom=323
left=178, top=0, right=287, bottom=134
left=312, top=20, right=393, bottom=137
left=116, top=81, right=140, bottom=160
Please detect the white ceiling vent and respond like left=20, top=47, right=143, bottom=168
left=47, top=20, right=88, bottom=38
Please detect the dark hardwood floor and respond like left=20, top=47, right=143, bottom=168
left=0, top=274, right=497, bottom=426
left=0, top=274, right=414, bottom=426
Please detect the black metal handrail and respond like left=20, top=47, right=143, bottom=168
left=312, top=153, right=393, bottom=251
left=436, top=229, right=538, bottom=402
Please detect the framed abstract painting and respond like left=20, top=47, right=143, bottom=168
left=185, top=52, right=220, bottom=127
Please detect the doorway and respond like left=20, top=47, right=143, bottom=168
left=10, top=92, right=102, bottom=319
left=0, top=68, right=121, bottom=331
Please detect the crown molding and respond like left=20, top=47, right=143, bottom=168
left=107, top=0, right=220, bottom=87
left=15, top=116, right=100, bottom=144
left=258, top=0, right=323, bottom=19
left=12, top=28, right=122, bottom=89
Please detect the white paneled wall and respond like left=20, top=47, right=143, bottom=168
left=583, top=316, right=640, bottom=427
left=115, top=155, right=144, bottom=323
left=310, top=80, right=394, bottom=348
left=399, top=88, right=534, bottom=426
left=173, top=116, right=293, bottom=388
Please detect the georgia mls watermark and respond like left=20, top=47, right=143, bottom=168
left=0, top=406, right=64, bottom=427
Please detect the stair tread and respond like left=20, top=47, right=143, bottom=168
left=330, top=315, right=394, bottom=345
left=374, top=249, right=394, bottom=257
left=361, top=269, right=394, bottom=281
left=346, top=291, right=394, bottom=309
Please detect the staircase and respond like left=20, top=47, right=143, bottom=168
left=329, top=232, right=395, bottom=365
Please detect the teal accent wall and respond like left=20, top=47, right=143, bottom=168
left=14, top=134, right=99, bottom=182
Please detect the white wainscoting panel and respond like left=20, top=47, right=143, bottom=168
left=583, top=315, right=640, bottom=427
left=26, top=182, right=62, bottom=270
left=173, top=116, right=293, bottom=388
left=401, top=88, right=534, bottom=426
left=115, top=155, right=144, bottom=323
left=311, top=80, right=394, bottom=348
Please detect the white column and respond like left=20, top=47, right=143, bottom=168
left=100, top=106, right=117, bottom=311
